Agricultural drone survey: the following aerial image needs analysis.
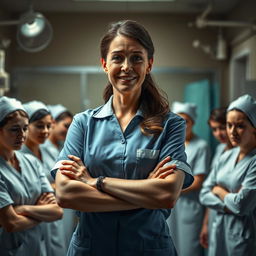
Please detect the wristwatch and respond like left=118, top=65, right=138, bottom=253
left=96, top=176, right=106, bottom=192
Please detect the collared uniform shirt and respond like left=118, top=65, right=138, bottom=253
left=0, top=151, right=53, bottom=256
left=52, top=96, right=193, bottom=256
left=200, top=147, right=256, bottom=256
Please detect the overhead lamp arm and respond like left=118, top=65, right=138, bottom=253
left=193, top=3, right=256, bottom=30
left=0, top=20, right=21, bottom=26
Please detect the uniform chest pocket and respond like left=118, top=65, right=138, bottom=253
left=135, top=149, right=160, bottom=179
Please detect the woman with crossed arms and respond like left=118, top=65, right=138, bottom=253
left=51, top=20, right=193, bottom=256
left=0, top=96, right=62, bottom=256
left=200, top=94, right=256, bottom=255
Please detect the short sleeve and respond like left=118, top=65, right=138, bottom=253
left=160, top=114, right=193, bottom=189
left=0, top=174, right=14, bottom=209
left=51, top=114, right=86, bottom=179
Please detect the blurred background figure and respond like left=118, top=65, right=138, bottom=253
left=200, top=107, right=233, bottom=250
left=20, top=100, right=67, bottom=256
left=44, top=104, right=73, bottom=153
left=208, top=107, right=233, bottom=168
left=42, top=104, right=76, bottom=246
left=167, top=101, right=210, bottom=256
left=0, top=96, right=62, bottom=256
left=200, top=94, right=256, bottom=256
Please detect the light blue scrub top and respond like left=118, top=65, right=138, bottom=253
left=200, top=147, right=256, bottom=256
left=20, top=144, right=68, bottom=256
left=167, top=135, right=210, bottom=256
left=41, top=139, right=77, bottom=247
left=207, top=143, right=228, bottom=242
left=0, top=151, right=53, bottom=256
left=51, top=97, right=193, bottom=256
left=210, top=143, right=226, bottom=170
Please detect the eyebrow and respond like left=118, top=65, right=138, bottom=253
left=111, top=50, right=143, bottom=54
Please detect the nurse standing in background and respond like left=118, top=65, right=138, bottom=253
left=208, top=107, right=233, bottom=169
left=200, top=94, right=256, bottom=255
left=20, top=101, right=67, bottom=256
left=41, top=104, right=76, bottom=246
left=0, top=96, right=62, bottom=256
left=200, top=107, right=233, bottom=249
left=167, top=101, right=210, bottom=256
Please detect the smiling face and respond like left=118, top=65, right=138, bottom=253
left=0, top=111, right=29, bottom=151
left=226, top=110, right=256, bottom=148
left=101, top=35, right=153, bottom=97
left=27, top=114, right=52, bottom=145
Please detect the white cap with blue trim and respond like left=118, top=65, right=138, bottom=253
left=0, top=96, right=26, bottom=122
left=172, top=101, right=197, bottom=122
left=23, top=100, right=49, bottom=119
left=47, top=104, right=67, bottom=120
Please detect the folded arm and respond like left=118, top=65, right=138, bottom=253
left=14, top=193, right=63, bottom=222
left=0, top=205, right=40, bottom=232
left=56, top=155, right=182, bottom=212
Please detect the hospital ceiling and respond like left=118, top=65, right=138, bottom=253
left=0, top=0, right=242, bottom=15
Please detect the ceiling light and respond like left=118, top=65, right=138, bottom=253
left=0, top=8, right=53, bottom=53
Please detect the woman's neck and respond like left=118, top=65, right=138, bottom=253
left=48, top=134, right=59, bottom=148
left=225, top=140, right=233, bottom=151
left=0, top=146, right=15, bottom=162
left=0, top=146, right=20, bottom=171
left=112, top=93, right=140, bottom=115
left=185, top=133, right=194, bottom=145
left=238, top=143, right=256, bottom=161
left=112, top=93, right=140, bottom=132
left=25, top=139, right=42, bottom=160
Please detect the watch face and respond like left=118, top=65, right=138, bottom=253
left=96, top=176, right=106, bottom=192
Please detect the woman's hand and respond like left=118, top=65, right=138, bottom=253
left=148, top=156, right=176, bottom=179
left=36, top=193, right=56, bottom=205
left=59, top=155, right=96, bottom=187
left=212, top=185, right=229, bottom=201
left=13, top=205, right=26, bottom=216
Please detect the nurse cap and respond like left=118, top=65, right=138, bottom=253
left=23, top=100, right=49, bottom=119
left=0, top=96, right=26, bottom=123
left=227, top=94, right=256, bottom=128
left=172, top=101, right=197, bottom=122
left=47, top=104, right=67, bottom=120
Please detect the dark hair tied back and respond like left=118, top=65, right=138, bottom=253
left=100, top=20, right=169, bottom=136
left=30, top=109, right=51, bottom=123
